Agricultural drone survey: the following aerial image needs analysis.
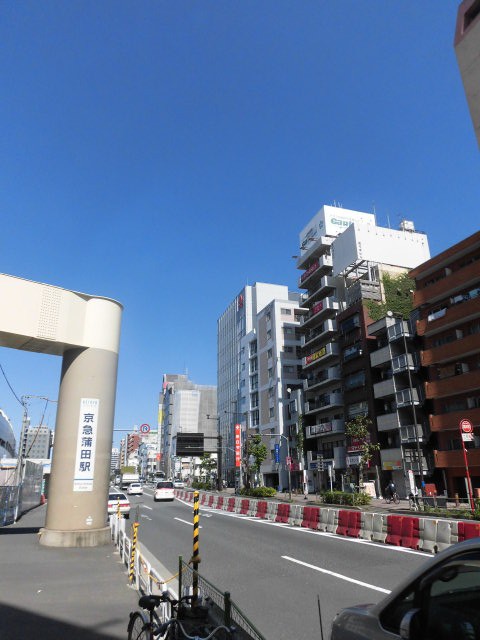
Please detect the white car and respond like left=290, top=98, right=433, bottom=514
left=173, top=480, right=185, bottom=489
left=154, top=480, right=175, bottom=502
left=107, top=492, right=130, bottom=518
left=127, top=482, right=143, bottom=495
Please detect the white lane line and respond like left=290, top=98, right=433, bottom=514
left=141, top=515, right=152, bottom=520
left=142, top=505, right=153, bottom=511
left=282, top=555, right=391, bottom=594
left=175, top=517, right=202, bottom=528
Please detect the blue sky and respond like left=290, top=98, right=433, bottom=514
left=1, top=1, right=479, bottom=448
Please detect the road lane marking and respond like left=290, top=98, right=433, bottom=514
left=142, top=505, right=153, bottom=510
left=141, top=515, right=152, bottom=520
left=282, top=555, right=391, bottom=594
left=175, top=517, right=202, bottom=528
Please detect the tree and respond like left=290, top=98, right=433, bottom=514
left=199, top=453, right=217, bottom=482
left=345, top=415, right=380, bottom=489
left=247, top=435, right=268, bottom=486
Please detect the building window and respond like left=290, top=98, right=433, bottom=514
left=269, top=407, right=275, bottom=418
left=281, top=308, right=292, bottom=315
left=267, top=329, right=272, bottom=341
left=283, top=365, right=295, bottom=374
left=267, top=348, right=273, bottom=358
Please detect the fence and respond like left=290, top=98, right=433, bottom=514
left=110, top=515, right=266, bottom=640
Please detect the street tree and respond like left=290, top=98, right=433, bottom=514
left=199, top=453, right=217, bottom=484
left=345, top=415, right=380, bottom=489
left=247, top=435, right=268, bottom=487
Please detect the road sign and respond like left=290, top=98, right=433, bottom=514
left=460, top=418, right=473, bottom=433
left=139, top=423, right=150, bottom=434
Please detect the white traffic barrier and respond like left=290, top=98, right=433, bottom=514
left=419, top=518, right=437, bottom=553
left=372, top=513, right=387, bottom=543
left=436, top=519, right=453, bottom=552
left=289, top=504, right=303, bottom=527
left=266, top=501, right=278, bottom=521
left=247, top=499, right=258, bottom=517
left=359, top=512, right=374, bottom=541
left=326, top=508, right=338, bottom=534
left=319, top=507, right=330, bottom=532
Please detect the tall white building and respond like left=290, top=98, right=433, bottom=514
left=218, top=283, right=305, bottom=487
left=0, top=409, right=16, bottom=458
left=159, top=374, right=217, bottom=480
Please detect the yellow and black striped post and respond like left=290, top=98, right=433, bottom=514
left=192, top=490, right=200, bottom=604
left=129, top=519, right=139, bottom=584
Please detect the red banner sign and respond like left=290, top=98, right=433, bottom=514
left=235, top=423, right=241, bottom=467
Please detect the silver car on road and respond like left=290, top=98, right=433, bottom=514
left=330, top=539, right=480, bottom=640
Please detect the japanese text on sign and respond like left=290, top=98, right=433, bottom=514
left=73, top=398, right=100, bottom=492
left=235, top=423, right=241, bottom=468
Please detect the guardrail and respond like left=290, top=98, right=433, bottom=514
left=109, top=514, right=267, bottom=639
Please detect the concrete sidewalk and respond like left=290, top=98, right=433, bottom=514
left=0, top=504, right=139, bottom=640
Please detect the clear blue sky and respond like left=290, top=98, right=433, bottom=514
left=1, top=1, right=479, bottom=448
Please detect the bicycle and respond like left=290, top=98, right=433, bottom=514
left=127, top=592, right=237, bottom=640
left=384, top=492, right=400, bottom=504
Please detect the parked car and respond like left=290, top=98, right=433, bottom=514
left=127, top=482, right=143, bottom=495
left=107, top=492, right=130, bottom=518
left=173, top=479, right=185, bottom=489
left=154, top=480, right=175, bottom=502
left=330, top=538, right=480, bottom=640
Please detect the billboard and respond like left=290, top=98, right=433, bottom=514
left=299, top=206, right=375, bottom=255
left=175, top=433, right=204, bottom=456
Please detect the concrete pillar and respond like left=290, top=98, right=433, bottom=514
left=40, top=346, right=119, bottom=547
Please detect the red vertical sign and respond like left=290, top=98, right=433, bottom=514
left=235, top=423, right=241, bottom=467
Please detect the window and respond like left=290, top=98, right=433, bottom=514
left=251, top=410, right=259, bottom=426
left=283, top=346, right=293, bottom=353
left=267, top=348, right=273, bottom=358
left=344, top=371, right=366, bottom=390
left=281, top=308, right=292, bottom=315
left=283, top=365, right=295, bottom=374
left=267, top=329, right=272, bottom=341
left=269, top=407, right=275, bottom=418
left=283, top=326, right=294, bottom=336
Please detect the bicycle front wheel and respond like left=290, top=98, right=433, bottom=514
left=128, top=611, right=152, bottom=640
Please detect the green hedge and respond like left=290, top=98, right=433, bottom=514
left=321, top=490, right=372, bottom=506
left=191, top=481, right=216, bottom=491
left=238, top=486, right=277, bottom=498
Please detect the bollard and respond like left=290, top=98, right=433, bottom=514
left=129, top=519, right=139, bottom=584
left=192, top=491, right=200, bottom=605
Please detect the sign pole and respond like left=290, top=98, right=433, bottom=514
left=459, top=419, right=475, bottom=513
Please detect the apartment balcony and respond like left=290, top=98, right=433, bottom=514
left=413, top=260, right=480, bottom=306
left=345, top=279, right=381, bottom=307
left=306, top=419, right=344, bottom=439
left=370, top=345, right=393, bottom=368
left=376, top=412, right=400, bottom=432
left=434, top=448, right=480, bottom=469
left=395, top=387, right=421, bottom=408
left=391, top=353, right=417, bottom=374
left=301, top=319, right=337, bottom=349
left=429, top=407, right=480, bottom=432
left=303, top=341, right=339, bottom=369
left=302, top=276, right=336, bottom=307
left=425, top=369, right=480, bottom=399
left=297, top=249, right=333, bottom=282
left=416, top=296, right=480, bottom=337
left=373, top=378, right=397, bottom=399
left=304, top=392, right=343, bottom=415
left=301, top=297, right=339, bottom=329
left=399, top=423, right=425, bottom=445
left=421, top=332, right=480, bottom=366
left=303, top=366, right=341, bottom=392
left=387, top=321, right=411, bottom=343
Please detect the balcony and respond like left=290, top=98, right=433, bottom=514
left=413, top=260, right=480, bottom=306
left=303, top=366, right=341, bottom=392
left=345, top=279, right=381, bottom=307
left=376, top=412, right=400, bottom=432
left=395, top=387, right=421, bottom=408
left=297, top=245, right=333, bottom=277
left=373, top=378, right=397, bottom=399
left=303, top=342, right=339, bottom=369
left=429, top=407, right=480, bottom=432
left=306, top=419, right=344, bottom=439
left=301, top=297, right=339, bottom=329
left=302, top=276, right=336, bottom=306
left=304, top=392, right=343, bottom=415
left=434, top=448, right=480, bottom=469
left=370, top=345, right=393, bottom=368
left=391, top=353, right=417, bottom=374
left=399, top=423, right=425, bottom=444
left=421, top=332, right=480, bottom=366
left=425, top=369, right=480, bottom=399
left=301, top=319, right=337, bottom=349
left=416, top=296, right=480, bottom=337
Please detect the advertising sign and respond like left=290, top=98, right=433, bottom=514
left=73, top=398, right=99, bottom=492
left=305, top=346, right=326, bottom=365
left=274, top=443, right=280, bottom=463
left=235, top=423, right=241, bottom=467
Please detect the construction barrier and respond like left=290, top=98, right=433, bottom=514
left=255, top=501, right=268, bottom=519
left=359, top=512, right=374, bottom=541
left=240, top=499, right=250, bottom=515
left=266, top=501, right=278, bottom=521
left=289, top=504, right=304, bottom=527
left=302, top=506, right=321, bottom=531
left=275, top=503, right=290, bottom=523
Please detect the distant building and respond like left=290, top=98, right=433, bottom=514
left=159, top=374, right=217, bottom=480
left=110, top=447, right=120, bottom=471
left=20, top=424, right=52, bottom=460
left=455, top=0, right=480, bottom=147
left=0, top=409, right=16, bottom=459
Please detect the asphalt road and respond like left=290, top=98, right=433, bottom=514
left=130, top=490, right=434, bottom=639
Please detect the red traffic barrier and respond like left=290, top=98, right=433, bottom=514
left=346, top=511, right=362, bottom=538
left=255, top=501, right=268, bottom=519
left=458, top=520, right=480, bottom=541
left=276, top=503, right=291, bottom=523
left=240, top=499, right=250, bottom=515
left=386, top=514, right=404, bottom=546
left=336, top=510, right=350, bottom=536
left=301, top=506, right=320, bottom=530
left=216, top=496, right=224, bottom=510
left=227, top=497, right=236, bottom=512
left=399, top=516, right=420, bottom=550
